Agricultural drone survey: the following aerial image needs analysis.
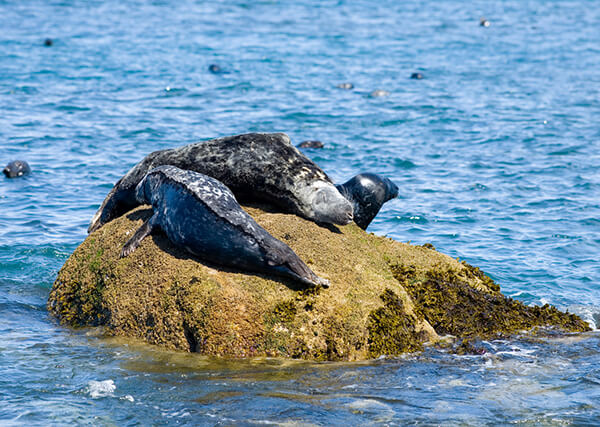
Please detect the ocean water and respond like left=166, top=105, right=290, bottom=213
left=1, top=0, right=599, bottom=424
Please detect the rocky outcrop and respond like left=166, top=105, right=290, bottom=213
left=48, top=205, right=590, bottom=361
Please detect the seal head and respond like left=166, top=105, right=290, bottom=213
left=3, top=160, right=31, bottom=178
left=297, top=140, right=324, bottom=149
left=123, top=165, right=329, bottom=288
left=336, top=173, right=399, bottom=229
left=299, top=181, right=354, bottom=226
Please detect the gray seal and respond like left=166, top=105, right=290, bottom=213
left=89, top=133, right=353, bottom=233
left=336, top=173, right=399, bottom=230
left=121, top=165, right=329, bottom=288
left=208, top=64, right=224, bottom=74
left=297, top=140, right=324, bottom=149
left=3, top=160, right=31, bottom=178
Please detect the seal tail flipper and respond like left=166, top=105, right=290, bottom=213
left=89, top=178, right=122, bottom=233
left=268, top=254, right=329, bottom=288
left=120, top=214, right=158, bottom=258
left=89, top=178, right=138, bottom=234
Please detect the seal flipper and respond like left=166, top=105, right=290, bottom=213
left=266, top=245, right=330, bottom=288
left=89, top=179, right=139, bottom=234
left=120, top=214, right=159, bottom=258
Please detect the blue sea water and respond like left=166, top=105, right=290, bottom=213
left=1, top=0, right=600, bottom=424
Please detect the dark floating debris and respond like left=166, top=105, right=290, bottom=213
left=44, top=38, right=53, bottom=46
left=336, top=83, right=354, bottom=90
left=410, top=72, right=424, bottom=80
left=480, top=17, right=490, bottom=27
left=208, top=64, right=223, bottom=74
left=3, top=160, right=31, bottom=178
left=297, top=140, right=324, bottom=149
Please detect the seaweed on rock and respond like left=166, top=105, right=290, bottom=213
left=391, top=264, right=590, bottom=339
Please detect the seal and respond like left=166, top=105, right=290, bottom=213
left=297, top=140, right=324, bottom=149
left=336, top=173, right=399, bottom=230
left=369, top=90, right=390, bottom=97
left=121, top=165, right=329, bottom=288
left=89, top=133, right=353, bottom=233
left=208, top=64, right=224, bottom=74
left=3, top=160, right=31, bottom=178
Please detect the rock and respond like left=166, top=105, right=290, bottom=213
left=48, top=205, right=590, bottom=361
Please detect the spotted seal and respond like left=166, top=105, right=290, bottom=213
left=89, top=133, right=353, bottom=233
left=3, top=160, right=31, bottom=178
left=121, top=165, right=329, bottom=288
left=336, top=173, right=399, bottom=229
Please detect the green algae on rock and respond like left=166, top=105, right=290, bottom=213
left=48, top=205, right=590, bottom=361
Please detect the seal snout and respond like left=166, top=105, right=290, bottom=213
left=344, top=210, right=354, bottom=224
left=386, top=179, right=399, bottom=200
left=330, top=200, right=354, bottom=225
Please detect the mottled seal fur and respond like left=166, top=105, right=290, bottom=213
left=89, top=133, right=353, bottom=233
left=3, top=160, right=31, bottom=178
left=121, top=166, right=329, bottom=288
left=336, top=173, right=399, bottom=230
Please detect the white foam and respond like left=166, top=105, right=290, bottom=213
left=87, top=379, right=116, bottom=398
left=345, top=398, right=395, bottom=421
left=566, top=304, right=599, bottom=329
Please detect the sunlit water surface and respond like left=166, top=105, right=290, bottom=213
left=1, top=0, right=599, bottom=424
